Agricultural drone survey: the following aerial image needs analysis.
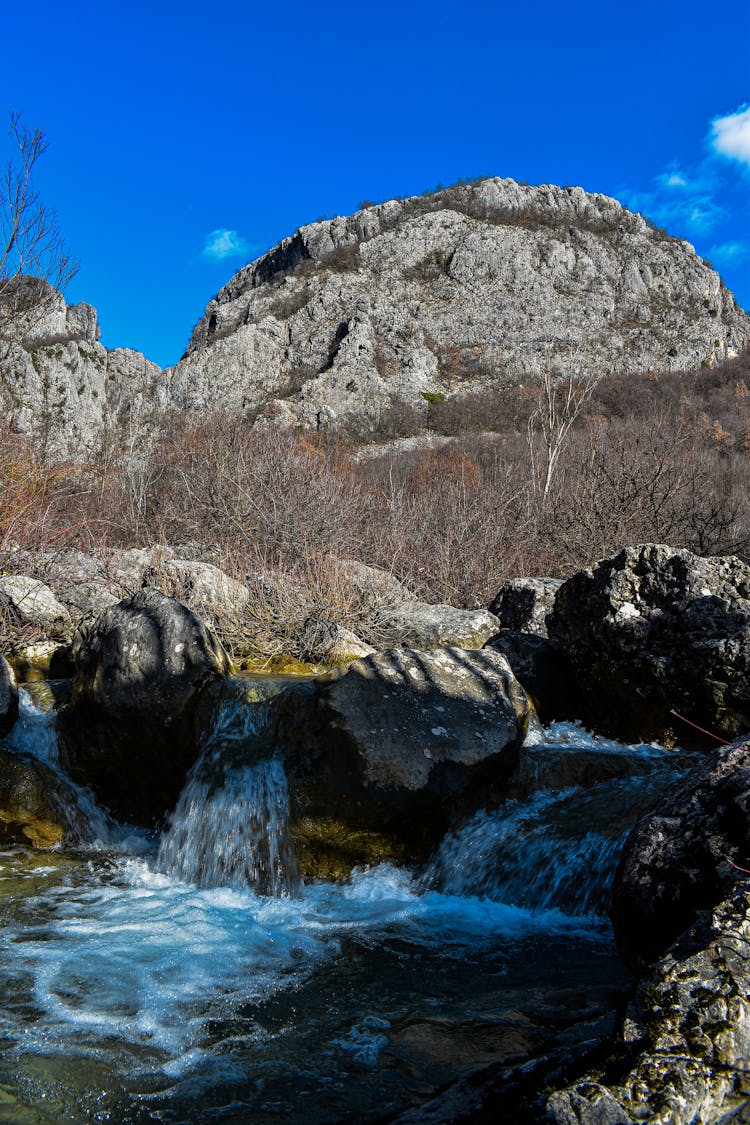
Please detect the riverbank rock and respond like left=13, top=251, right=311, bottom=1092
left=546, top=889, right=750, bottom=1125
left=0, top=575, right=72, bottom=637
left=0, top=656, right=18, bottom=737
left=485, top=631, right=576, bottom=722
left=611, top=737, right=750, bottom=970
left=547, top=544, right=750, bottom=742
left=489, top=577, right=562, bottom=638
left=0, top=748, right=87, bottom=847
left=273, top=646, right=532, bottom=874
left=373, top=602, right=500, bottom=649
left=58, top=589, right=231, bottom=824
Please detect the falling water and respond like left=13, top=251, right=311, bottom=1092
left=156, top=682, right=299, bottom=894
left=3, top=687, right=114, bottom=844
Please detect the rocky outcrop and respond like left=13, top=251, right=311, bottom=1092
left=611, top=737, right=750, bottom=970
left=373, top=602, right=500, bottom=649
left=0, top=574, right=73, bottom=636
left=3, top=182, right=749, bottom=454
left=490, top=577, right=562, bottom=638
left=0, top=655, right=18, bottom=737
left=547, top=544, right=750, bottom=742
left=547, top=890, right=750, bottom=1125
left=58, top=589, right=231, bottom=824
left=173, top=179, right=750, bottom=435
left=272, top=646, right=532, bottom=873
left=0, top=279, right=164, bottom=457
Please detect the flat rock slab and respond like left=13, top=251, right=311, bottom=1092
left=374, top=602, right=500, bottom=650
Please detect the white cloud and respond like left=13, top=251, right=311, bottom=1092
left=710, top=105, right=750, bottom=167
left=707, top=240, right=750, bottom=267
left=202, top=228, right=250, bottom=262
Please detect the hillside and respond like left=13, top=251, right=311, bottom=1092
left=0, top=179, right=748, bottom=455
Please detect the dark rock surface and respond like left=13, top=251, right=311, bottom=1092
left=485, top=630, right=576, bottom=722
left=58, top=589, right=231, bottom=825
left=611, top=737, right=750, bottom=970
left=490, top=577, right=562, bottom=638
left=548, top=543, right=750, bottom=741
left=272, top=646, right=532, bottom=872
left=0, top=655, right=18, bottom=737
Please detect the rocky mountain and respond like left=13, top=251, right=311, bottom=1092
left=0, top=278, right=165, bottom=456
left=2, top=179, right=749, bottom=454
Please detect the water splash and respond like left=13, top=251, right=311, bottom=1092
left=157, top=685, right=299, bottom=894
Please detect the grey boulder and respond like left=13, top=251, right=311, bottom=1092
left=489, top=577, right=562, bottom=638
left=373, top=601, right=500, bottom=650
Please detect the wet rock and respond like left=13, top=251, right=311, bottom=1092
left=58, top=589, right=231, bottom=825
left=490, top=577, right=562, bottom=638
left=0, top=575, right=72, bottom=637
left=0, top=748, right=87, bottom=847
left=274, top=646, right=532, bottom=870
left=546, top=890, right=750, bottom=1125
left=548, top=544, right=750, bottom=742
left=611, top=737, right=750, bottom=970
left=0, top=655, right=18, bottom=737
left=373, top=601, right=500, bottom=650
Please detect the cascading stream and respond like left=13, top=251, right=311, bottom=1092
left=156, top=683, right=300, bottom=895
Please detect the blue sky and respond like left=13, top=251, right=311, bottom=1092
left=2, top=0, right=748, bottom=367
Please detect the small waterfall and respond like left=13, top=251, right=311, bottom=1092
left=3, top=687, right=114, bottom=844
left=157, top=682, right=299, bottom=895
left=424, top=788, right=624, bottom=917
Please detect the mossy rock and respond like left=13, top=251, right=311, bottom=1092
left=291, top=816, right=413, bottom=879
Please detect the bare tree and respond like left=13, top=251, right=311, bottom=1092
left=527, top=358, right=606, bottom=504
left=0, top=112, right=77, bottom=324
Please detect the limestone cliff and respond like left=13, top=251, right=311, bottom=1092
left=2, top=180, right=749, bottom=453
left=0, top=278, right=165, bottom=457
left=171, top=178, right=750, bottom=433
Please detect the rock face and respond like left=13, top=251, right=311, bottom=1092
left=0, top=655, right=18, bottom=737
left=0, top=278, right=164, bottom=457
left=547, top=890, right=750, bottom=1125
left=547, top=544, right=750, bottom=741
left=611, top=738, right=750, bottom=970
left=489, top=577, right=562, bottom=638
left=58, top=589, right=231, bottom=824
left=273, top=646, right=532, bottom=873
left=172, top=179, right=749, bottom=435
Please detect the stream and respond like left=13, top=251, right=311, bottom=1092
left=0, top=688, right=696, bottom=1123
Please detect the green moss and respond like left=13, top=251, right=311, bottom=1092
left=292, top=817, right=412, bottom=879
left=421, top=390, right=446, bottom=404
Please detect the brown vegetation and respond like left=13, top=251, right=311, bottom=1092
left=2, top=350, right=749, bottom=658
